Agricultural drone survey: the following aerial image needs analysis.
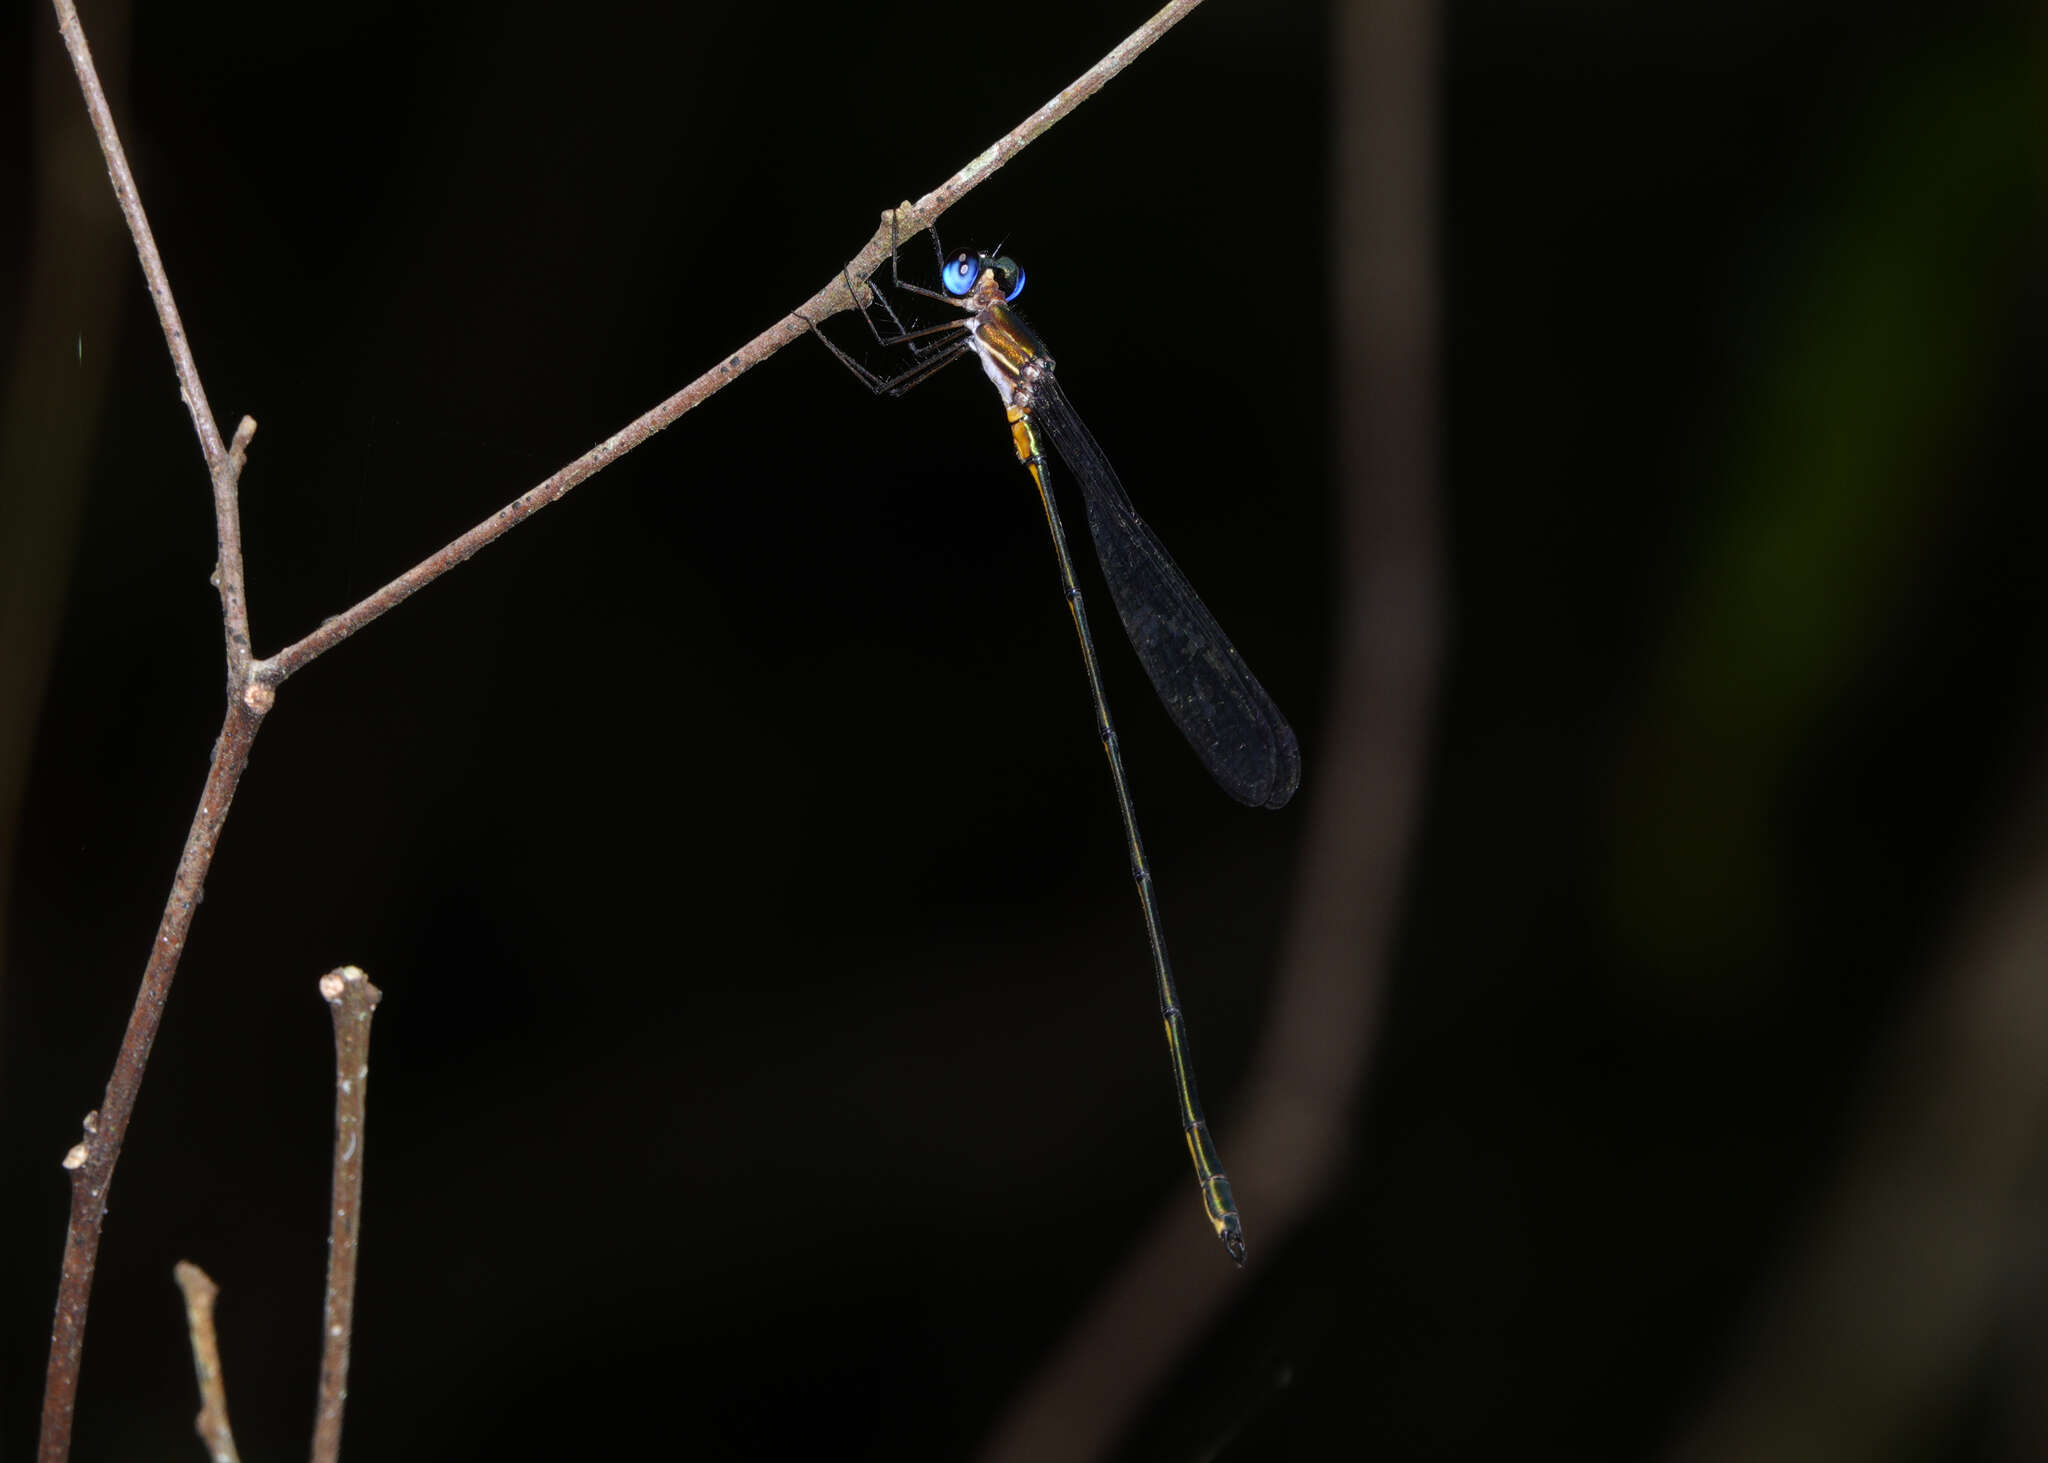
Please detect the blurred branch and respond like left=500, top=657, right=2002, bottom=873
left=976, top=0, right=1445, bottom=1455
left=313, top=967, right=382, bottom=1463
left=49, top=0, right=251, bottom=672
left=172, top=1262, right=241, bottom=1463
left=0, top=0, right=131, bottom=989
left=1667, top=710, right=2048, bottom=1461
left=32, top=1, right=1219, bottom=1457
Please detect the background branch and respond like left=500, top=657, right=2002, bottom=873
left=1666, top=706, right=2048, bottom=1461
left=0, top=0, right=131, bottom=1003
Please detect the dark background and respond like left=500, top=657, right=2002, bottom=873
left=4, top=1, right=2045, bottom=1459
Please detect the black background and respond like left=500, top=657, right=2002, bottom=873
left=4, top=1, right=2045, bottom=1459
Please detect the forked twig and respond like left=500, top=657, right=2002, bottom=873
left=35, top=2, right=1213, bottom=1459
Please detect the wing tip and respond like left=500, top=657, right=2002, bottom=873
left=1218, top=722, right=1302, bottom=810
left=1259, top=725, right=1303, bottom=810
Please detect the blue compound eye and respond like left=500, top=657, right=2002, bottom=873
left=989, top=256, right=1026, bottom=302
left=941, top=252, right=981, bottom=296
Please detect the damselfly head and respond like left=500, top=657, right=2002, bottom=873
left=941, top=250, right=1026, bottom=304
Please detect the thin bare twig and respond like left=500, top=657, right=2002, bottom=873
left=312, top=967, right=382, bottom=1463
left=172, top=1262, right=241, bottom=1463
left=36, top=0, right=1214, bottom=1456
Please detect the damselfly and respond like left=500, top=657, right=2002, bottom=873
left=810, top=226, right=1300, bottom=1263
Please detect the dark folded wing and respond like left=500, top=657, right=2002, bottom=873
left=1031, top=376, right=1300, bottom=810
